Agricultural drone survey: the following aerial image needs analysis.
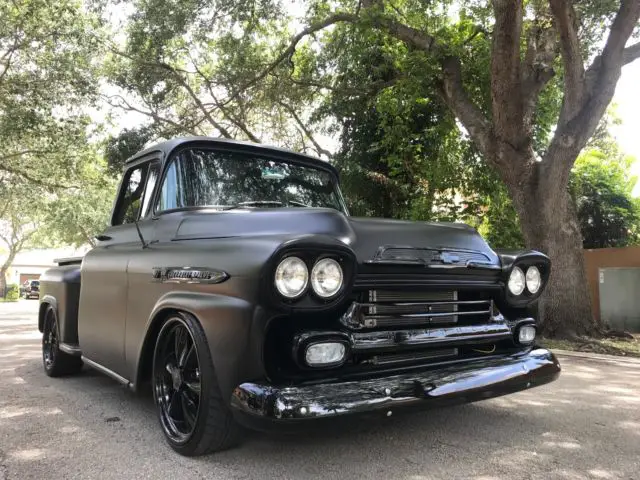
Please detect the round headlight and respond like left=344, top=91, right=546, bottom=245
left=275, top=257, right=308, bottom=298
left=508, top=266, right=526, bottom=296
left=310, top=258, right=343, bottom=298
left=526, top=266, right=541, bottom=294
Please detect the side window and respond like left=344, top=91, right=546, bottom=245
left=157, top=156, right=184, bottom=211
left=113, top=163, right=152, bottom=225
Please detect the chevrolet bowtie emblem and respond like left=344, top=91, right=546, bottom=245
left=431, top=252, right=460, bottom=264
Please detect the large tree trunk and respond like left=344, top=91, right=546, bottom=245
left=506, top=159, right=595, bottom=338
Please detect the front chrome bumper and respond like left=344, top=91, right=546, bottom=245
left=230, top=348, right=560, bottom=428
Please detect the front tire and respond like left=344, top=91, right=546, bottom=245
left=42, top=306, right=83, bottom=377
left=152, top=312, right=244, bottom=456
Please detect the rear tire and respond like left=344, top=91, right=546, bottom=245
left=42, top=306, right=83, bottom=377
left=152, top=312, right=244, bottom=456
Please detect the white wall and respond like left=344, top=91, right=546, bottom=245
left=1, top=247, right=89, bottom=285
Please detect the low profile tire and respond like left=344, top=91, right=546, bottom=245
left=42, top=306, right=83, bottom=377
left=152, top=312, right=244, bottom=456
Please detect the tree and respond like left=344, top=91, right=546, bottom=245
left=45, top=156, right=118, bottom=247
left=99, top=0, right=327, bottom=155
left=572, top=150, right=639, bottom=249
left=0, top=181, right=51, bottom=294
left=0, top=0, right=99, bottom=187
left=241, top=0, right=640, bottom=337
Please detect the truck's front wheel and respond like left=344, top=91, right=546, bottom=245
left=152, top=312, right=244, bottom=456
left=42, top=306, right=83, bottom=377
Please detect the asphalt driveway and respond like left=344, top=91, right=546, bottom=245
left=1, top=300, right=639, bottom=479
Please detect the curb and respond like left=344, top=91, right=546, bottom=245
left=552, top=349, right=640, bottom=366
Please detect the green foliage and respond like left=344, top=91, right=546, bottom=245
left=45, top=156, right=117, bottom=247
left=0, top=0, right=101, bottom=187
left=5, top=284, right=19, bottom=301
left=571, top=149, right=640, bottom=249
left=105, top=127, right=154, bottom=176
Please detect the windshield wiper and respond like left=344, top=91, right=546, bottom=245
left=220, top=200, right=312, bottom=210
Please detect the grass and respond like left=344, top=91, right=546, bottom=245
left=540, top=335, right=640, bottom=358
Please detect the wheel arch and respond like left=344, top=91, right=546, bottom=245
left=132, top=291, right=258, bottom=402
left=134, top=306, right=181, bottom=389
left=38, top=296, right=58, bottom=333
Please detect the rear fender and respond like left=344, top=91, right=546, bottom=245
left=38, top=295, right=58, bottom=332
left=133, top=291, right=258, bottom=401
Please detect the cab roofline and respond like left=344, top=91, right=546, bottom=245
left=124, top=136, right=338, bottom=177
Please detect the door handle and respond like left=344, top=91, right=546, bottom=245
left=95, top=234, right=113, bottom=241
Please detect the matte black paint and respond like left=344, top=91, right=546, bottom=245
left=38, top=137, right=559, bottom=432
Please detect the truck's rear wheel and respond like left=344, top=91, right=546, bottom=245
left=42, top=306, right=83, bottom=377
left=152, top=312, right=243, bottom=456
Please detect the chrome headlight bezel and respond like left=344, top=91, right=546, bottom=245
left=499, top=251, right=551, bottom=307
left=265, top=241, right=357, bottom=310
left=274, top=256, right=309, bottom=299
left=310, top=258, right=344, bottom=299
left=507, top=266, right=526, bottom=296
left=525, top=266, right=542, bottom=294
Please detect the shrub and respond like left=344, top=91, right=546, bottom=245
left=5, top=284, right=20, bottom=302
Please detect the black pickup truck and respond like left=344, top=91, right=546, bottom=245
left=39, top=137, right=560, bottom=456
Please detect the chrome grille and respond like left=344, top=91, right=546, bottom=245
left=368, top=246, right=491, bottom=266
left=345, top=290, right=493, bottom=329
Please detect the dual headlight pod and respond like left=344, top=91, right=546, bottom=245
left=275, top=256, right=344, bottom=299
left=507, top=265, right=542, bottom=296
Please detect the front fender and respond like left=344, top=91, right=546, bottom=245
left=134, top=290, right=261, bottom=401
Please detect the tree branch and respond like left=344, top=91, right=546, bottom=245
left=277, top=101, right=332, bottom=157
left=490, top=0, right=525, bottom=146
left=0, top=163, right=73, bottom=189
left=109, top=48, right=234, bottom=138
left=223, top=13, right=358, bottom=106
left=549, top=0, right=585, bottom=124
left=439, top=56, right=495, bottom=163
left=545, top=0, right=640, bottom=182
left=521, top=20, right=557, bottom=134
left=102, top=94, right=200, bottom=136
left=622, top=41, right=640, bottom=65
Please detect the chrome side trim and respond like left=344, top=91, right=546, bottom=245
left=82, top=356, right=131, bottom=387
left=59, top=342, right=82, bottom=356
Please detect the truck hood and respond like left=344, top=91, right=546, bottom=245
left=174, top=208, right=499, bottom=265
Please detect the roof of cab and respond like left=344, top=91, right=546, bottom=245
left=125, top=136, right=338, bottom=176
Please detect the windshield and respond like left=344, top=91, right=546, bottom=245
left=31, top=281, right=39, bottom=286
left=157, top=148, right=346, bottom=213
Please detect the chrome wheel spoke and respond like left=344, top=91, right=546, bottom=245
left=153, top=320, right=202, bottom=442
left=179, top=343, right=194, bottom=368
left=184, top=380, right=201, bottom=396
left=181, top=391, right=197, bottom=430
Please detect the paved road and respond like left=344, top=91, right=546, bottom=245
left=1, top=301, right=639, bottom=480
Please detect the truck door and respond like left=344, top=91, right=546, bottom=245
left=77, top=157, right=159, bottom=377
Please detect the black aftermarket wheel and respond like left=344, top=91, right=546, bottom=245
left=42, top=306, right=82, bottom=377
left=152, top=312, right=243, bottom=456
